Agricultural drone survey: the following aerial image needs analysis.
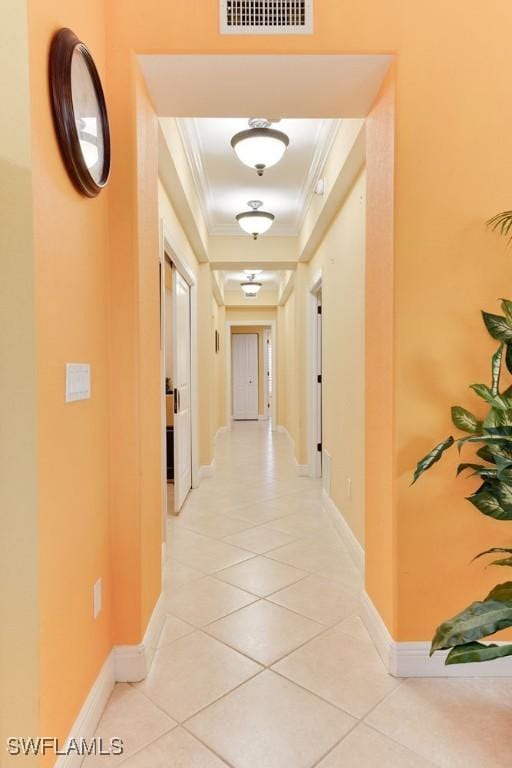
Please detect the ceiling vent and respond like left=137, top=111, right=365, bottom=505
left=220, top=0, right=313, bottom=35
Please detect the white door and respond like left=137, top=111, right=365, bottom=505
left=173, top=267, right=192, bottom=511
left=232, top=334, right=259, bottom=420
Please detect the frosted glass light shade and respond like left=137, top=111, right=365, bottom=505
left=231, top=128, right=289, bottom=176
left=236, top=211, right=274, bottom=237
left=241, top=281, right=262, bottom=297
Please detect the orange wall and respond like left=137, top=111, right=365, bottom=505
left=23, top=0, right=512, bottom=753
left=27, top=0, right=112, bottom=745
left=103, top=0, right=512, bottom=643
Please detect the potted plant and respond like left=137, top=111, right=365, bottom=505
left=413, top=212, right=512, bottom=665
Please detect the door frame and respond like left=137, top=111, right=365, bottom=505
left=308, top=271, right=323, bottom=478
left=159, top=219, right=199, bottom=532
left=225, top=319, right=277, bottom=431
left=231, top=332, right=259, bottom=420
left=262, top=327, right=272, bottom=421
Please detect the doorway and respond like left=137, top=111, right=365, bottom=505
left=232, top=333, right=259, bottom=420
left=161, top=223, right=196, bottom=518
left=225, top=320, right=277, bottom=430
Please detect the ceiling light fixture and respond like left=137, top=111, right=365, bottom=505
left=240, top=273, right=263, bottom=298
left=236, top=200, right=275, bottom=240
left=231, top=118, right=289, bottom=176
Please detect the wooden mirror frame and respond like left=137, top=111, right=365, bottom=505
left=49, top=28, right=111, bottom=197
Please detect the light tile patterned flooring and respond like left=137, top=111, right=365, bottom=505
left=88, top=422, right=512, bottom=768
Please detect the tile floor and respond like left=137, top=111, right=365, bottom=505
left=88, top=422, right=512, bottom=768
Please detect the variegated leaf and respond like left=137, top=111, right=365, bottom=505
left=474, top=548, right=512, bottom=562
left=486, top=582, right=512, bottom=602
left=470, top=383, right=510, bottom=410
left=411, top=436, right=454, bottom=484
left=466, top=486, right=512, bottom=520
left=451, top=406, right=481, bottom=434
left=431, top=599, right=512, bottom=654
left=482, top=311, right=512, bottom=343
left=501, top=299, right=512, bottom=326
left=446, top=641, right=512, bottom=665
left=491, top=344, right=504, bottom=395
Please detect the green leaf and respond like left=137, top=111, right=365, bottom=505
left=491, top=344, right=504, bottom=395
left=506, top=345, right=512, bottom=375
left=451, top=406, right=481, bottom=434
left=484, top=411, right=512, bottom=431
left=496, top=482, right=512, bottom=514
left=476, top=445, right=497, bottom=464
left=482, top=312, right=512, bottom=343
left=487, top=211, right=512, bottom=240
left=470, top=383, right=510, bottom=410
left=456, top=463, right=496, bottom=480
left=502, top=300, right=512, bottom=325
left=474, top=548, right=512, bottom=562
left=445, top=641, right=512, bottom=665
left=431, top=599, right=512, bottom=654
left=486, top=581, right=512, bottom=602
left=489, top=558, right=512, bottom=568
left=411, top=436, right=454, bottom=484
left=466, top=484, right=512, bottom=520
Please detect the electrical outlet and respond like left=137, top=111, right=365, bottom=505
left=93, top=578, right=102, bottom=619
left=347, top=478, right=352, bottom=499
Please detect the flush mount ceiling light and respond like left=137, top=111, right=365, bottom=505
left=231, top=118, right=289, bottom=176
left=240, top=273, right=263, bottom=298
left=236, top=200, right=275, bottom=240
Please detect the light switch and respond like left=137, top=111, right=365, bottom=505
left=66, top=363, right=91, bottom=403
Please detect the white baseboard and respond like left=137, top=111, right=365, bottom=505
left=53, top=653, right=116, bottom=768
left=114, top=592, right=165, bottom=682
left=55, top=593, right=165, bottom=766
left=215, top=426, right=229, bottom=440
left=359, top=590, right=512, bottom=678
left=276, top=425, right=311, bottom=477
left=198, top=459, right=216, bottom=481
left=322, top=489, right=364, bottom=572
left=321, top=492, right=512, bottom=677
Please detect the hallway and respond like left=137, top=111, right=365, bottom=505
left=86, top=423, right=511, bottom=768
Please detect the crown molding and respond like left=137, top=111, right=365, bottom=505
left=177, top=117, right=342, bottom=238
left=175, top=118, right=214, bottom=232
left=293, top=119, right=341, bottom=231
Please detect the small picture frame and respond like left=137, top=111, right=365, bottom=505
left=215, top=330, right=220, bottom=353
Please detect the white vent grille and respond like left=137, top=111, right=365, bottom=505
left=220, top=0, right=313, bottom=34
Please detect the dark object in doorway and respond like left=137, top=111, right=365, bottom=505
left=215, top=330, right=220, bottom=353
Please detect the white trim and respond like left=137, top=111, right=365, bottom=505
left=176, top=115, right=337, bottom=238
left=55, top=596, right=166, bottom=767
left=277, top=424, right=308, bottom=476
left=307, top=274, right=323, bottom=478
left=53, top=653, right=116, bottom=768
left=278, top=271, right=295, bottom=306
left=114, top=593, right=166, bottom=683
left=215, top=425, right=229, bottom=440
left=161, top=220, right=200, bottom=500
left=199, top=459, right=216, bottom=481
left=225, top=320, right=277, bottom=431
left=322, top=489, right=364, bottom=572
left=359, top=590, right=512, bottom=678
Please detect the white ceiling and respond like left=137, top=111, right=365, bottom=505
left=175, top=117, right=339, bottom=236
left=139, top=55, right=392, bottom=118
